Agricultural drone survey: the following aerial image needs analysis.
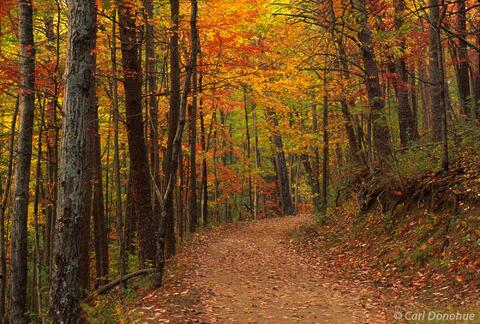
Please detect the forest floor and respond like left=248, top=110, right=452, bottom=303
left=125, top=215, right=394, bottom=323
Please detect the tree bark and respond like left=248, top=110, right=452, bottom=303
left=393, top=0, right=417, bottom=145
left=111, top=8, right=127, bottom=285
left=321, top=95, right=329, bottom=215
left=164, top=0, right=181, bottom=257
left=326, top=0, right=365, bottom=165
left=428, top=0, right=447, bottom=142
left=1, top=100, right=19, bottom=323
left=87, top=89, right=108, bottom=287
left=269, top=112, right=295, bottom=215
left=9, top=1, right=35, bottom=321
left=116, top=0, right=156, bottom=265
left=455, top=0, right=471, bottom=117
left=243, top=88, right=254, bottom=219
left=49, top=0, right=96, bottom=321
left=153, top=0, right=199, bottom=287
left=144, top=0, right=161, bottom=235
left=188, top=66, right=198, bottom=232
left=351, top=0, right=393, bottom=165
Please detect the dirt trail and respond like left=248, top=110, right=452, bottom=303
left=129, top=215, right=388, bottom=323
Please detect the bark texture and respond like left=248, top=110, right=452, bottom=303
left=49, top=0, right=96, bottom=321
left=117, top=0, right=156, bottom=264
left=351, top=0, right=393, bottom=164
left=9, top=1, right=35, bottom=322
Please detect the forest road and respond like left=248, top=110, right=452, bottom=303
left=132, top=215, right=385, bottom=323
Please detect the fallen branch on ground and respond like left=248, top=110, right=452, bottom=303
left=83, top=268, right=155, bottom=303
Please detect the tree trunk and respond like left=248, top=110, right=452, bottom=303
left=351, top=0, right=393, bottom=165
left=200, top=102, right=208, bottom=225
left=144, top=0, right=161, bottom=234
left=474, top=1, right=480, bottom=120
left=164, top=0, right=181, bottom=257
left=321, top=95, right=329, bottom=216
left=117, top=0, right=156, bottom=265
left=33, top=100, right=45, bottom=324
left=243, top=88, right=254, bottom=219
left=269, top=112, right=295, bottom=215
left=188, top=66, right=198, bottom=232
left=111, top=8, right=127, bottom=285
left=153, top=0, right=199, bottom=288
left=0, top=100, right=19, bottom=323
left=428, top=0, right=447, bottom=142
left=326, top=0, right=365, bottom=165
left=43, top=1, right=61, bottom=274
left=9, top=1, right=35, bottom=321
left=393, top=0, right=417, bottom=145
left=456, top=0, right=471, bottom=117
left=88, top=93, right=108, bottom=287
left=302, top=155, right=322, bottom=214
left=49, top=0, right=96, bottom=321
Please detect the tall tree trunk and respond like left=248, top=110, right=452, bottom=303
left=321, top=95, right=329, bottom=215
left=43, top=1, right=61, bottom=274
left=269, top=112, right=295, bottom=215
left=474, top=2, right=480, bottom=120
left=164, top=0, right=181, bottom=257
left=33, top=99, right=45, bottom=324
left=393, top=0, right=417, bottom=145
left=153, top=0, right=198, bottom=288
left=9, top=1, right=35, bottom=321
left=419, top=60, right=431, bottom=130
left=243, top=88, right=254, bottom=219
left=326, top=0, right=364, bottom=165
left=428, top=0, right=448, bottom=170
left=0, top=100, right=19, bottom=323
left=351, top=0, right=393, bottom=165
left=302, top=155, right=322, bottom=214
left=144, top=0, right=161, bottom=234
left=456, top=0, right=471, bottom=117
left=49, top=0, right=96, bottom=321
left=111, top=8, right=127, bottom=284
left=200, top=99, right=208, bottom=225
left=89, top=93, right=109, bottom=287
left=117, top=0, right=156, bottom=265
left=188, top=65, right=198, bottom=232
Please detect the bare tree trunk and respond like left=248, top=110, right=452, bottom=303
left=456, top=0, right=471, bottom=118
left=473, top=1, right=480, bottom=120
left=269, top=112, right=295, bottom=215
left=409, top=66, right=420, bottom=137
left=153, top=0, right=199, bottom=288
left=419, top=60, right=431, bottom=130
left=351, top=0, right=393, bottom=165
left=33, top=99, right=45, bottom=324
left=144, top=0, right=161, bottom=234
left=321, top=96, right=329, bottom=216
left=0, top=100, right=19, bottom=323
left=88, top=92, right=108, bottom=287
left=9, top=1, right=35, bottom=321
left=188, top=65, right=198, bottom=232
left=49, top=0, right=96, bottom=321
left=111, top=8, right=127, bottom=285
left=393, top=0, right=417, bottom=145
left=326, top=0, right=365, bottom=165
left=200, top=99, right=208, bottom=225
left=428, top=0, right=448, bottom=170
left=164, top=0, right=181, bottom=257
left=44, top=0, right=61, bottom=274
left=117, top=0, right=156, bottom=265
left=243, top=88, right=254, bottom=219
